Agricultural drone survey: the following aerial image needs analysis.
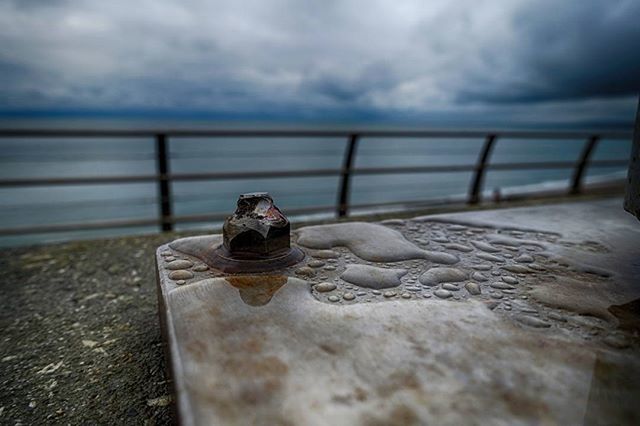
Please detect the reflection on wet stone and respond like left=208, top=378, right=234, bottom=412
left=225, top=275, right=288, bottom=306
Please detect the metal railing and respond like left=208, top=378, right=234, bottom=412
left=0, top=128, right=631, bottom=236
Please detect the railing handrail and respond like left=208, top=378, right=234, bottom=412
left=0, top=128, right=632, bottom=139
left=0, top=128, right=632, bottom=237
left=0, top=160, right=629, bottom=188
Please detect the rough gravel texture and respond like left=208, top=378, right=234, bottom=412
left=0, top=233, right=191, bottom=425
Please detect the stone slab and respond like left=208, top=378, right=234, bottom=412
left=156, top=198, right=640, bottom=425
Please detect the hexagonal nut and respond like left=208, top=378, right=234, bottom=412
left=223, top=192, right=291, bottom=258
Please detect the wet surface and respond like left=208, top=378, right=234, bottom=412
left=157, top=198, right=640, bottom=425
left=224, top=275, right=288, bottom=306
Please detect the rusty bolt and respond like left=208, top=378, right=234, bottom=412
left=223, top=192, right=291, bottom=259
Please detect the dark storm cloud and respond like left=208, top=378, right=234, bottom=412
left=457, top=0, right=640, bottom=103
left=0, top=0, right=637, bottom=123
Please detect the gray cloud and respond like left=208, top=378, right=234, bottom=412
left=457, top=0, right=640, bottom=103
left=0, top=0, right=637, bottom=124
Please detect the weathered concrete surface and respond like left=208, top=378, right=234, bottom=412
left=0, top=234, right=177, bottom=425
left=158, top=197, right=640, bottom=425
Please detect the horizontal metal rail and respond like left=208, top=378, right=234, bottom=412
left=0, top=160, right=628, bottom=187
left=0, top=128, right=631, bottom=139
left=0, top=128, right=631, bottom=236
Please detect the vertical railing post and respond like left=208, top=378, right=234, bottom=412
left=468, top=134, right=497, bottom=204
left=336, top=133, right=359, bottom=217
left=155, top=133, right=173, bottom=232
left=570, top=135, right=600, bottom=195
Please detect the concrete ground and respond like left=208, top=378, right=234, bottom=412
left=0, top=233, right=179, bottom=425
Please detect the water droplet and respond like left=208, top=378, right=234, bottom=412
left=401, top=292, right=412, bottom=299
left=308, top=260, right=326, bottom=268
left=501, top=265, right=531, bottom=274
left=165, top=260, right=194, bottom=270
left=295, top=266, right=316, bottom=277
left=311, top=250, right=339, bottom=259
left=176, top=280, right=186, bottom=286
left=434, top=289, right=452, bottom=299
left=168, top=270, right=193, bottom=280
left=443, top=243, right=473, bottom=252
left=528, top=263, right=546, bottom=271
left=383, top=291, right=397, bottom=298
left=297, top=222, right=431, bottom=262
left=517, top=316, right=550, bottom=328
left=471, top=272, right=488, bottom=282
left=432, top=237, right=450, bottom=243
left=192, top=264, right=208, bottom=272
left=490, top=282, right=515, bottom=290
left=501, top=276, right=518, bottom=285
left=343, top=292, right=356, bottom=301
left=315, top=282, right=337, bottom=293
left=472, top=264, right=492, bottom=271
left=164, top=256, right=176, bottom=262
left=470, top=241, right=500, bottom=253
left=477, top=253, right=505, bottom=263
left=442, top=283, right=460, bottom=291
left=515, top=254, right=534, bottom=263
left=419, top=267, right=467, bottom=286
left=328, top=295, right=340, bottom=303
left=465, top=282, right=481, bottom=295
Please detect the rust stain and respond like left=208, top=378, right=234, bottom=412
left=364, top=404, right=420, bottom=426
left=186, top=340, right=207, bottom=362
left=377, top=371, right=421, bottom=398
left=225, top=275, right=288, bottom=306
left=221, top=355, right=289, bottom=378
left=242, top=337, right=264, bottom=353
left=354, top=387, right=368, bottom=402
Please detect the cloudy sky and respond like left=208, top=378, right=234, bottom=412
left=0, top=0, right=638, bottom=126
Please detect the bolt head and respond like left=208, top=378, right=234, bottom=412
left=223, top=193, right=291, bottom=258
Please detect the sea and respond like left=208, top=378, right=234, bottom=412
left=0, top=118, right=632, bottom=247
